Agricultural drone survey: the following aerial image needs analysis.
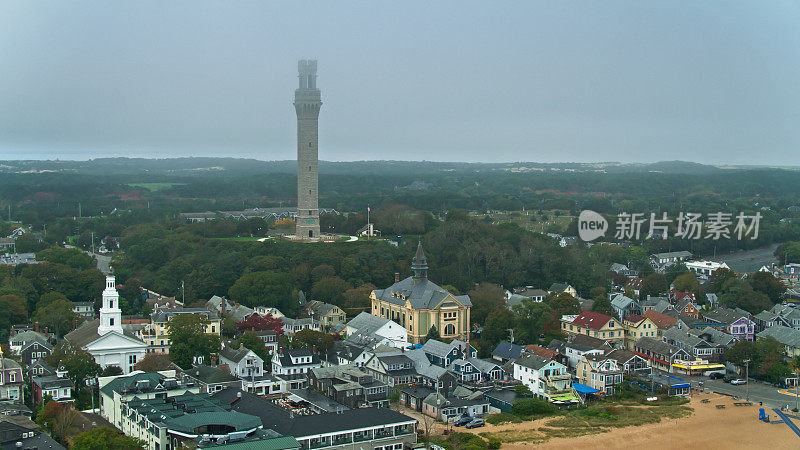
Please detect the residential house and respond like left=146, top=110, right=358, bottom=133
left=72, top=301, right=95, bottom=320
left=610, top=263, right=637, bottom=277
left=605, top=349, right=652, bottom=376
left=650, top=251, right=692, bottom=272
left=675, top=299, right=700, bottom=319
left=182, top=364, right=243, bottom=394
left=561, top=311, right=624, bottom=347
left=371, top=243, right=472, bottom=343
left=28, top=360, right=55, bottom=378
left=662, top=327, right=718, bottom=360
left=0, top=420, right=65, bottom=450
left=642, top=310, right=677, bottom=337
left=768, top=304, right=800, bottom=330
left=308, top=364, right=389, bottom=409
left=689, top=327, right=736, bottom=358
left=702, top=308, right=755, bottom=341
left=18, top=335, right=53, bottom=366
left=668, top=289, right=697, bottom=305
left=206, top=295, right=254, bottom=323
left=632, top=337, right=688, bottom=373
left=363, top=353, right=415, bottom=387
left=512, top=355, right=573, bottom=401
left=610, top=294, right=643, bottom=321
left=506, top=287, right=547, bottom=309
left=255, top=329, right=279, bottom=354
left=422, top=388, right=490, bottom=422
left=254, top=306, right=285, bottom=319
left=271, top=348, right=321, bottom=390
left=548, top=283, right=578, bottom=298
left=143, top=307, right=221, bottom=353
left=303, top=300, right=347, bottom=328
left=215, top=388, right=417, bottom=450
left=492, top=341, right=526, bottom=363
left=219, top=344, right=281, bottom=396
left=622, top=315, right=659, bottom=350
left=577, top=354, right=624, bottom=395
left=757, top=326, right=800, bottom=358
left=280, top=317, right=322, bottom=335
left=625, top=278, right=643, bottom=298
left=421, top=339, right=476, bottom=367
left=753, top=310, right=790, bottom=332
left=8, top=330, right=49, bottom=355
left=547, top=338, right=606, bottom=370
left=641, top=296, right=672, bottom=313
left=0, top=358, right=23, bottom=403
left=525, top=345, right=559, bottom=360
left=32, top=371, right=73, bottom=405
left=345, top=312, right=408, bottom=349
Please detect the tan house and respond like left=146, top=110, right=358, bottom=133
left=142, top=308, right=221, bottom=354
left=642, top=310, right=677, bottom=336
left=577, top=354, right=624, bottom=395
left=302, top=301, right=346, bottom=328
left=371, top=243, right=471, bottom=344
left=622, top=315, right=659, bottom=351
left=561, top=311, right=623, bottom=347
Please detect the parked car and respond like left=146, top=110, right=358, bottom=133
left=730, top=379, right=747, bottom=385
left=465, top=418, right=485, bottom=429
left=454, top=416, right=473, bottom=427
left=708, top=372, right=725, bottom=380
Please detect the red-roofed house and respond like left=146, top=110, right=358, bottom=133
left=668, top=290, right=696, bottom=305
left=525, top=345, right=559, bottom=360
left=622, top=315, right=658, bottom=351
left=561, top=311, right=623, bottom=347
left=642, top=310, right=677, bottom=336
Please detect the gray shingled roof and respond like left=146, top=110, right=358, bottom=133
left=758, top=325, right=800, bottom=348
left=513, top=354, right=556, bottom=371
left=372, top=277, right=471, bottom=310
left=64, top=319, right=143, bottom=348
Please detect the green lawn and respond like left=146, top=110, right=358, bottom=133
left=127, top=182, right=187, bottom=192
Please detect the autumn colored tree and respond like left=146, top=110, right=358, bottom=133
left=236, top=313, right=284, bottom=335
left=290, top=329, right=334, bottom=352
left=71, top=426, right=145, bottom=450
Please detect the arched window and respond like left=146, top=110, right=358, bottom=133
left=444, top=324, right=456, bottom=336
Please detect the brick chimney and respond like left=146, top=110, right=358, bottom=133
left=279, top=347, right=283, bottom=356
left=394, top=273, right=400, bottom=283
left=221, top=296, right=227, bottom=314
left=35, top=322, right=39, bottom=333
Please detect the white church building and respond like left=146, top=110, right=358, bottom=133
left=65, top=275, right=148, bottom=374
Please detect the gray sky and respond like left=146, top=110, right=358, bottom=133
left=1, top=1, right=799, bottom=164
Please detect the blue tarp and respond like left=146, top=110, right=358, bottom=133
left=572, top=383, right=600, bottom=394
left=666, top=375, right=685, bottom=382
left=671, top=383, right=691, bottom=389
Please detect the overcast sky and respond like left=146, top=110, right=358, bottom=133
left=1, top=1, right=799, bottom=164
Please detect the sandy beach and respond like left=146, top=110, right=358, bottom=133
left=495, top=393, right=798, bottom=449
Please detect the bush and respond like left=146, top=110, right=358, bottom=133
left=487, top=437, right=502, bottom=449
left=444, top=433, right=488, bottom=450
left=486, top=413, right=522, bottom=425
left=511, top=398, right=557, bottom=416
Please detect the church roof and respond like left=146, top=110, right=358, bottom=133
left=64, top=319, right=143, bottom=348
left=373, top=277, right=471, bottom=310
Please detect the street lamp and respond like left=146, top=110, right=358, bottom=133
left=743, top=359, right=750, bottom=402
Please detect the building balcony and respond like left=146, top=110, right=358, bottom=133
left=353, top=432, right=374, bottom=443
left=545, top=373, right=572, bottom=383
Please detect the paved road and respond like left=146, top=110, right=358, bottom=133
left=89, top=252, right=112, bottom=275
left=683, top=375, right=800, bottom=410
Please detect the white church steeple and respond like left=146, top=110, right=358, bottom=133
left=98, top=275, right=122, bottom=336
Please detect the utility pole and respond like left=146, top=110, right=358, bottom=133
left=90, top=231, right=95, bottom=255
left=744, top=359, right=750, bottom=402
left=181, top=280, right=185, bottom=304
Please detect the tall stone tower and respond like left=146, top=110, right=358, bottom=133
left=294, top=59, right=322, bottom=239
left=98, top=275, right=122, bottom=336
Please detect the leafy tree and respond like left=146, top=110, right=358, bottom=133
left=589, top=286, right=606, bottom=300
left=340, top=284, right=376, bottom=310
left=290, top=329, right=334, bottom=352
left=100, top=365, right=123, bottom=377
left=0, top=294, right=27, bottom=340
left=591, top=297, right=614, bottom=317
left=749, top=271, right=785, bottom=304
left=236, top=313, right=284, bottom=335
left=228, top=271, right=299, bottom=316
left=513, top=299, right=552, bottom=344
left=468, top=283, right=505, bottom=325
left=311, top=264, right=336, bottom=283
left=36, top=247, right=95, bottom=270
left=133, top=353, right=176, bottom=372
left=640, top=273, right=668, bottom=300
left=167, top=314, right=221, bottom=369
left=71, top=426, right=145, bottom=450
left=672, top=272, right=703, bottom=304
left=238, top=331, right=271, bottom=362
left=36, top=400, right=79, bottom=444
left=775, top=241, right=800, bottom=265
left=482, top=308, right=514, bottom=346
left=425, top=325, right=441, bottom=341
left=56, top=344, right=101, bottom=387
left=36, top=291, right=70, bottom=310
left=514, top=383, right=532, bottom=397
left=33, top=298, right=79, bottom=337
left=707, top=268, right=738, bottom=294
left=664, top=263, right=689, bottom=284
left=441, top=285, right=461, bottom=296
left=547, top=293, right=580, bottom=318
left=310, top=276, right=352, bottom=304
